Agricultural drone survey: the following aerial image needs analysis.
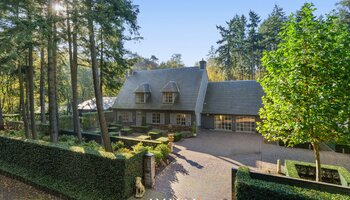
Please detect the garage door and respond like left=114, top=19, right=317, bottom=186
left=214, top=115, right=232, bottom=131
left=235, top=116, right=256, bottom=133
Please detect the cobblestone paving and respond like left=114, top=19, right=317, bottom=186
left=153, top=131, right=350, bottom=200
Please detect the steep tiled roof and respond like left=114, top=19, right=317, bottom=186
left=202, top=81, right=264, bottom=115
left=112, top=67, right=205, bottom=111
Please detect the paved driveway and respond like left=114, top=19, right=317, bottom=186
left=152, top=131, right=350, bottom=200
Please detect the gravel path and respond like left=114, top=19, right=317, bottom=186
left=153, top=131, right=350, bottom=200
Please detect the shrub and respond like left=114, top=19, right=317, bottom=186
left=108, top=126, right=121, bottom=132
left=0, top=135, right=145, bottom=200
left=180, top=131, right=192, bottom=138
left=112, top=141, right=125, bottom=151
left=148, top=130, right=163, bottom=140
left=36, top=123, right=50, bottom=135
left=285, top=160, right=350, bottom=187
left=156, top=137, right=169, bottom=144
left=235, top=167, right=350, bottom=200
left=155, top=144, right=171, bottom=158
left=130, top=125, right=152, bottom=133
left=110, top=136, right=161, bottom=148
left=120, top=128, right=133, bottom=135
left=59, top=115, right=74, bottom=130
left=173, top=132, right=183, bottom=142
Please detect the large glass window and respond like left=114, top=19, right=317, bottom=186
left=152, top=113, right=160, bottom=124
left=163, top=92, right=173, bottom=103
left=214, top=115, right=232, bottom=130
left=176, top=114, right=186, bottom=126
left=236, top=116, right=256, bottom=133
left=135, top=93, right=145, bottom=103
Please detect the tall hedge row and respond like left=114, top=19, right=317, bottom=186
left=0, top=136, right=144, bottom=200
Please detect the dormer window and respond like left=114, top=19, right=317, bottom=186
left=135, top=93, right=146, bottom=103
left=134, top=83, right=151, bottom=104
left=163, top=92, right=174, bottom=104
left=161, top=81, right=179, bottom=104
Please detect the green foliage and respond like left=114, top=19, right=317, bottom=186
left=112, top=141, right=125, bottom=151
left=130, top=125, right=152, bottom=133
left=121, top=128, right=133, bottom=135
left=0, top=135, right=144, bottom=200
left=258, top=3, right=350, bottom=147
left=235, top=167, right=350, bottom=200
left=148, top=130, right=163, bottom=139
left=111, top=136, right=161, bottom=148
left=174, top=132, right=183, bottom=142
left=284, top=160, right=350, bottom=186
left=158, top=54, right=185, bottom=69
left=155, top=144, right=171, bottom=158
left=156, top=137, right=169, bottom=144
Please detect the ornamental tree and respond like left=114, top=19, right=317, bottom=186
left=258, top=3, right=350, bottom=182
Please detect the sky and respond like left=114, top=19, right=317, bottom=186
left=125, top=0, right=339, bottom=66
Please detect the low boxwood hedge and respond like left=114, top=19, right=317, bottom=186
left=148, top=130, right=163, bottom=140
left=235, top=167, right=350, bottom=200
left=130, top=125, right=152, bottom=133
left=0, top=135, right=144, bottom=200
left=111, top=136, right=161, bottom=148
left=156, top=137, right=169, bottom=144
left=174, top=132, right=183, bottom=142
left=120, top=128, right=133, bottom=135
left=285, top=160, right=350, bottom=187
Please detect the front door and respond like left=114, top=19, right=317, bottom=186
left=136, top=111, right=143, bottom=126
left=214, top=115, right=232, bottom=131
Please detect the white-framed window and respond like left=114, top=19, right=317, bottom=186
left=135, top=93, right=145, bottom=103
left=214, top=115, right=232, bottom=130
left=152, top=113, right=160, bottom=124
left=176, top=114, right=186, bottom=126
left=119, top=111, right=130, bottom=122
left=163, top=92, right=173, bottom=104
left=235, top=116, right=256, bottom=133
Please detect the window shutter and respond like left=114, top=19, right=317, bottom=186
left=160, top=113, right=165, bottom=124
left=128, top=112, right=133, bottom=122
left=146, top=112, right=152, bottom=124
left=185, top=114, right=191, bottom=126
left=170, top=113, right=176, bottom=125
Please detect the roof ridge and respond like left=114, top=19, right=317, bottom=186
left=134, top=66, right=200, bottom=73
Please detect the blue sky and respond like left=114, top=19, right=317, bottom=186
left=125, top=0, right=339, bottom=66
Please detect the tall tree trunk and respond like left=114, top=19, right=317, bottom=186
left=99, top=28, right=103, bottom=94
left=53, top=18, right=60, bottom=133
left=19, top=63, right=30, bottom=138
left=0, top=101, right=4, bottom=130
left=67, top=2, right=82, bottom=142
left=28, top=45, right=37, bottom=139
left=87, top=0, right=112, bottom=152
left=312, top=142, right=322, bottom=182
left=40, top=48, right=46, bottom=123
left=48, top=0, right=59, bottom=143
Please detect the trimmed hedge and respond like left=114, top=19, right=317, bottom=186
left=235, top=167, right=350, bottom=200
left=174, top=132, right=183, bottom=142
left=111, top=136, right=161, bottom=148
left=0, top=135, right=144, bottom=200
left=148, top=130, right=163, bottom=140
left=156, top=137, right=169, bottom=144
left=285, top=160, right=350, bottom=187
left=121, top=128, right=133, bottom=135
left=130, top=125, right=152, bottom=133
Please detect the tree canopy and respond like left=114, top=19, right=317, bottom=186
left=257, top=3, right=350, bottom=181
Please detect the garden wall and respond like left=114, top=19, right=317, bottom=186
left=232, top=167, right=350, bottom=200
left=0, top=135, right=144, bottom=200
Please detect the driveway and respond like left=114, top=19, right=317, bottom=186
left=152, top=130, right=350, bottom=200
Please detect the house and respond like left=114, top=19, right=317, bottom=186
left=78, top=97, right=117, bottom=114
left=112, top=60, right=264, bottom=133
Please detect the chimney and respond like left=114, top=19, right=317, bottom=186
left=199, top=59, right=207, bottom=70
left=126, top=69, right=134, bottom=78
